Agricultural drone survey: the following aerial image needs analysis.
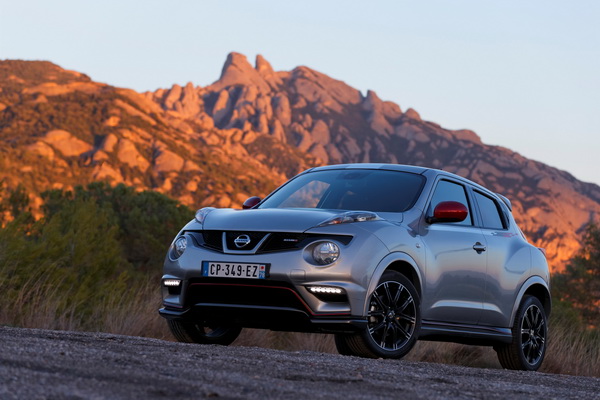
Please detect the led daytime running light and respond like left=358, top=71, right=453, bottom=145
left=164, top=279, right=181, bottom=287
left=308, top=286, right=344, bottom=294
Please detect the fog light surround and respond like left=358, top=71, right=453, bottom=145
left=312, top=241, right=340, bottom=265
left=163, top=278, right=182, bottom=296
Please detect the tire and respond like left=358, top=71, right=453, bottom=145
left=495, top=295, right=547, bottom=371
left=167, top=320, right=242, bottom=345
left=334, top=333, right=356, bottom=356
left=335, top=270, right=420, bottom=359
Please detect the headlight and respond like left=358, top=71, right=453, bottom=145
left=316, top=211, right=380, bottom=227
left=171, top=236, right=187, bottom=259
left=195, top=207, right=215, bottom=224
left=312, top=241, right=340, bottom=265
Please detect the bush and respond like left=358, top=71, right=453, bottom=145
left=42, top=182, right=194, bottom=271
left=553, top=223, right=600, bottom=327
left=0, top=183, right=193, bottom=334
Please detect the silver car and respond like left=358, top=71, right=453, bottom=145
left=159, top=164, right=550, bottom=371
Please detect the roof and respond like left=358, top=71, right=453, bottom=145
left=309, top=163, right=430, bottom=175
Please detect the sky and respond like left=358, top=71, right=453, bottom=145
left=1, top=0, right=599, bottom=186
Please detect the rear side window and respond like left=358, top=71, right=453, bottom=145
left=430, top=180, right=472, bottom=226
left=474, top=191, right=505, bottom=230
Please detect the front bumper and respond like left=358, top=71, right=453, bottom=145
left=159, top=277, right=367, bottom=333
left=159, top=305, right=367, bottom=333
left=160, top=226, right=391, bottom=332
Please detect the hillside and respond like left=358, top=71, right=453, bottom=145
left=1, top=54, right=599, bottom=270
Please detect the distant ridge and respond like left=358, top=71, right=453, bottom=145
left=1, top=54, right=598, bottom=270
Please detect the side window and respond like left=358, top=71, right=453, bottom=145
left=430, top=180, right=472, bottom=226
left=474, top=191, right=505, bottom=230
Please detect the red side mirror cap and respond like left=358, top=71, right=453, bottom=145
left=429, top=201, right=468, bottom=223
left=242, top=196, right=261, bottom=209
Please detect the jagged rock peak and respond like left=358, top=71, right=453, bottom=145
left=210, top=52, right=271, bottom=93
left=221, top=52, right=254, bottom=78
left=362, top=90, right=382, bottom=110
left=255, top=54, right=275, bottom=76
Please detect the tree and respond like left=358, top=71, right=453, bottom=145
left=0, top=182, right=194, bottom=330
left=0, top=197, right=131, bottom=328
left=41, top=182, right=194, bottom=271
left=0, top=184, right=33, bottom=226
left=553, top=223, right=600, bottom=327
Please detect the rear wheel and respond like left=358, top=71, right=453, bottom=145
left=335, top=271, right=420, bottom=358
left=495, top=295, right=547, bottom=371
left=167, top=320, right=242, bottom=345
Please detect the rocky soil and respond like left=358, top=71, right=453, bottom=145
left=1, top=326, right=599, bottom=400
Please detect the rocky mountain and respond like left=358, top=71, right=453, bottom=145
left=1, top=55, right=599, bottom=271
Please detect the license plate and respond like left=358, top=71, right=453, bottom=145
left=202, top=261, right=268, bottom=279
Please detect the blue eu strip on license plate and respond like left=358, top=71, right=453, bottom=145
left=202, top=261, right=267, bottom=279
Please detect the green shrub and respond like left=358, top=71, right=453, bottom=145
left=0, top=183, right=192, bottom=333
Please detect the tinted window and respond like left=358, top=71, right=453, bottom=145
left=474, top=191, right=505, bottom=229
left=278, top=180, right=330, bottom=208
left=259, top=169, right=425, bottom=212
left=430, top=180, right=472, bottom=226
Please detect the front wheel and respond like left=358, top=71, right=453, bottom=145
left=335, top=271, right=420, bottom=358
left=495, top=295, right=548, bottom=371
left=167, top=320, right=242, bottom=345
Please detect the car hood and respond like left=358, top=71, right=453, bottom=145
left=202, top=208, right=352, bottom=232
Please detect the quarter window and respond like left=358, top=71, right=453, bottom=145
left=430, top=180, right=472, bottom=226
left=474, top=192, right=505, bottom=230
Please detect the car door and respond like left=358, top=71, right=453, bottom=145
left=471, top=190, right=530, bottom=327
left=420, top=179, right=487, bottom=325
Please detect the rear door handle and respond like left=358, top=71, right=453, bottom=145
left=473, top=242, right=487, bottom=253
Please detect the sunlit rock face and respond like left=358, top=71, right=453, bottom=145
left=1, top=56, right=599, bottom=271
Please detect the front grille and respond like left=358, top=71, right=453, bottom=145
left=224, top=231, right=269, bottom=250
left=202, top=230, right=222, bottom=251
left=260, top=233, right=308, bottom=252
left=260, top=233, right=353, bottom=252
left=195, top=231, right=353, bottom=254
left=187, top=279, right=310, bottom=313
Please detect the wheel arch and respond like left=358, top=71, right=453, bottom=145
left=365, top=252, right=423, bottom=314
left=510, top=276, right=552, bottom=325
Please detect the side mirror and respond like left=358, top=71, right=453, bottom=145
left=427, top=201, right=468, bottom=223
left=242, top=196, right=261, bottom=209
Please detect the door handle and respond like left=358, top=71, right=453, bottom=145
left=473, top=242, right=487, bottom=253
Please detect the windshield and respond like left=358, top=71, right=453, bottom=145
left=259, top=169, right=425, bottom=213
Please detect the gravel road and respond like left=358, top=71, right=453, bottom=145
left=1, top=326, right=599, bottom=399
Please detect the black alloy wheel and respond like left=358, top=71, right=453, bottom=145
left=495, top=295, right=547, bottom=371
left=335, top=271, right=420, bottom=358
left=520, top=303, right=547, bottom=365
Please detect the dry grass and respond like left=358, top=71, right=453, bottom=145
left=2, top=278, right=598, bottom=377
left=89, top=281, right=172, bottom=340
left=230, top=319, right=600, bottom=377
left=541, top=318, right=600, bottom=376
left=0, top=276, right=171, bottom=340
